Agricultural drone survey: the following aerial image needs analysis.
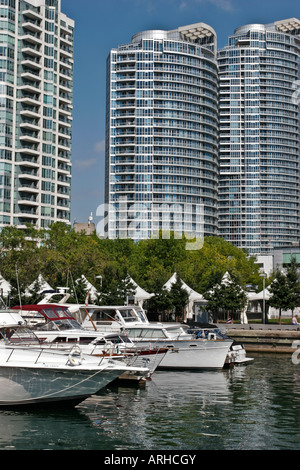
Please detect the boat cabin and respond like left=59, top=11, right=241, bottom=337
left=0, top=309, right=40, bottom=345
left=11, top=304, right=101, bottom=344
left=80, top=305, right=149, bottom=332
left=12, top=304, right=82, bottom=329
left=121, top=323, right=194, bottom=340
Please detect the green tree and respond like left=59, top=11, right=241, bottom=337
left=204, top=275, right=248, bottom=322
left=269, top=257, right=300, bottom=321
left=145, top=287, right=173, bottom=322
left=99, top=267, right=136, bottom=306
left=0, top=223, right=266, bottom=316
left=268, top=270, right=288, bottom=323
left=169, top=274, right=189, bottom=322
left=68, top=276, right=90, bottom=304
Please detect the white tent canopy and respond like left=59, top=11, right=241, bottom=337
left=247, top=288, right=271, bottom=301
left=76, top=275, right=99, bottom=302
left=75, top=275, right=155, bottom=306
left=163, top=272, right=205, bottom=319
left=0, top=274, right=11, bottom=297
left=221, top=271, right=232, bottom=286
left=25, top=274, right=53, bottom=296
left=207, top=271, right=234, bottom=294
left=128, top=277, right=154, bottom=307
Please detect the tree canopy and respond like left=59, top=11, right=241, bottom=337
left=268, top=257, right=300, bottom=321
left=204, top=273, right=248, bottom=322
left=0, top=223, right=264, bottom=312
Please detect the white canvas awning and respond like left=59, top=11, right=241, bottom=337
left=221, top=271, right=232, bottom=286
left=25, top=274, right=53, bottom=296
left=0, top=274, right=11, bottom=297
left=127, top=277, right=154, bottom=307
left=77, top=275, right=99, bottom=302
left=247, top=288, right=271, bottom=301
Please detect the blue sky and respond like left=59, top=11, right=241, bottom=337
left=61, top=0, right=299, bottom=226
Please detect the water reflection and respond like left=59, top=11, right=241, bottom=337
left=1, top=355, right=300, bottom=450
left=0, top=408, right=94, bottom=450
left=80, top=370, right=236, bottom=450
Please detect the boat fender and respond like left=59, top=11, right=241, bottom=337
left=68, top=345, right=82, bottom=366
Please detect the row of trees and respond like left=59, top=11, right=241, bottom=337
left=0, top=222, right=299, bottom=322
left=268, top=257, right=300, bottom=323
left=0, top=222, right=261, bottom=309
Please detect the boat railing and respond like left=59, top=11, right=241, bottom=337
left=3, top=344, right=112, bottom=368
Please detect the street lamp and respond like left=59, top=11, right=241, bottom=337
left=260, top=273, right=266, bottom=324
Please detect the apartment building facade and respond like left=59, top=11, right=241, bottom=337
left=0, top=0, right=73, bottom=230
left=218, top=18, right=300, bottom=255
left=105, top=23, right=219, bottom=241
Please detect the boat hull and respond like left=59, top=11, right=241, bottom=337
left=0, top=364, right=122, bottom=407
left=0, top=345, right=148, bottom=407
left=133, top=340, right=232, bottom=370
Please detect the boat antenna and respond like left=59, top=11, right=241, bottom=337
left=15, top=264, right=22, bottom=310
left=0, top=297, right=7, bottom=309
left=69, top=270, right=79, bottom=304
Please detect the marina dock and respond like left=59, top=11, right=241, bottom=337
left=225, top=323, right=300, bottom=353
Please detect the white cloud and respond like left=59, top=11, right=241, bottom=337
left=94, top=140, right=105, bottom=153
left=73, top=158, right=97, bottom=169
left=179, top=0, right=234, bottom=11
left=208, top=0, right=233, bottom=11
left=124, top=0, right=234, bottom=12
left=123, top=0, right=234, bottom=14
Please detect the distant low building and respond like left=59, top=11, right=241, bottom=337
left=273, top=245, right=300, bottom=271
left=73, top=222, right=95, bottom=235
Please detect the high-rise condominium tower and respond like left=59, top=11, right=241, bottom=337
left=0, top=0, right=73, bottom=230
left=105, top=23, right=219, bottom=241
left=218, top=19, right=300, bottom=255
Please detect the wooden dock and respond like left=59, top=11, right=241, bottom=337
left=224, top=324, right=300, bottom=353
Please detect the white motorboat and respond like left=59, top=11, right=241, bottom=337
left=187, top=326, right=254, bottom=366
left=13, top=304, right=167, bottom=380
left=70, top=304, right=232, bottom=369
left=32, top=299, right=248, bottom=370
left=0, top=310, right=149, bottom=407
left=79, top=304, right=149, bottom=331
left=120, top=323, right=233, bottom=370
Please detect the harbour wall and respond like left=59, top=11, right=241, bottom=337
left=224, top=324, right=300, bottom=354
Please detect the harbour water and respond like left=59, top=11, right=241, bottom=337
left=1, top=353, right=300, bottom=451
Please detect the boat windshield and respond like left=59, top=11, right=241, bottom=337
left=86, top=308, right=118, bottom=323
left=135, top=310, right=148, bottom=323
left=192, top=328, right=228, bottom=340
left=41, top=307, right=74, bottom=319
left=35, top=319, right=83, bottom=331
left=123, top=327, right=168, bottom=339
left=118, top=309, right=142, bottom=323
left=92, top=335, right=134, bottom=346
left=0, top=326, right=40, bottom=345
left=108, top=335, right=134, bottom=344
left=165, top=326, right=187, bottom=335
